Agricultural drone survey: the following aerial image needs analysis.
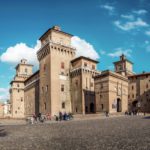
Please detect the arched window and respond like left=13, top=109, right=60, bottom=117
left=62, top=102, right=65, bottom=109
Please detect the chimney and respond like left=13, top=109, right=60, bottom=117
left=52, top=25, right=61, bottom=31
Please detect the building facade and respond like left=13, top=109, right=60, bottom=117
left=9, top=26, right=150, bottom=118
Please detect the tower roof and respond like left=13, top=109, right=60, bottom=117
left=113, top=54, right=133, bottom=64
left=39, top=25, right=73, bottom=40
left=71, top=56, right=99, bottom=64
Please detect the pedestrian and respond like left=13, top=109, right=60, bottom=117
left=31, top=116, right=34, bottom=124
left=59, top=112, right=62, bottom=121
left=105, top=111, right=109, bottom=117
left=38, top=113, right=42, bottom=122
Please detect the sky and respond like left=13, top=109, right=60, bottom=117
left=0, top=0, right=150, bottom=101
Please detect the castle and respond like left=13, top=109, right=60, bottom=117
left=9, top=26, right=150, bottom=118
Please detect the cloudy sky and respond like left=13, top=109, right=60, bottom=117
left=0, top=0, right=150, bottom=100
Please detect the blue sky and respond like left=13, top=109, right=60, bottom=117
left=0, top=0, right=150, bottom=100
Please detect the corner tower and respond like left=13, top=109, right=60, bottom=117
left=114, top=54, right=134, bottom=76
left=10, top=59, right=33, bottom=118
left=37, top=26, right=76, bottom=116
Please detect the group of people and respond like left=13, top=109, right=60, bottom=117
left=125, top=110, right=138, bottom=116
left=28, top=112, right=73, bottom=124
left=28, top=113, right=50, bottom=124
left=55, top=112, right=73, bottom=121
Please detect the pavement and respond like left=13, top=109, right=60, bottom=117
left=0, top=115, right=150, bottom=150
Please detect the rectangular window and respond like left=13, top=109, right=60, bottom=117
left=101, top=104, right=104, bottom=110
left=62, top=102, right=65, bottom=109
left=101, top=84, right=103, bottom=89
left=84, top=62, right=87, bottom=67
left=75, top=80, right=78, bottom=86
left=44, top=102, right=46, bottom=110
left=42, top=87, right=44, bottom=93
left=61, top=84, right=64, bottom=92
left=132, top=94, right=134, bottom=98
left=61, top=62, right=65, bottom=69
left=92, top=65, right=95, bottom=70
left=132, top=86, right=134, bottom=90
left=25, top=68, right=28, bottom=73
left=43, top=64, right=46, bottom=71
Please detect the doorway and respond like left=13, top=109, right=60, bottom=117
left=117, top=98, right=121, bottom=112
left=90, top=103, right=95, bottom=113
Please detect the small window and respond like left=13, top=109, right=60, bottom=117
left=132, top=86, right=134, bottom=90
left=62, top=102, right=65, bottom=109
left=42, top=87, right=44, bottom=93
left=43, top=64, right=46, bottom=71
left=61, top=62, right=65, bottom=69
left=84, top=62, right=87, bottom=67
left=128, top=95, right=130, bottom=99
left=101, top=104, right=104, bottom=110
left=18, top=90, right=20, bottom=93
left=18, top=107, right=20, bottom=110
left=146, top=84, right=148, bottom=89
left=92, top=65, right=95, bottom=70
left=21, top=97, right=23, bottom=102
left=132, top=94, right=134, bottom=98
left=75, top=80, right=78, bottom=86
left=44, top=102, right=46, bottom=110
left=25, top=68, right=28, bottom=73
left=17, top=84, right=19, bottom=87
left=61, top=84, right=64, bottom=92
left=61, top=72, right=64, bottom=75
left=90, top=82, right=94, bottom=87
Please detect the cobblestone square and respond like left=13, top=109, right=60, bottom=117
left=0, top=116, right=150, bottom=150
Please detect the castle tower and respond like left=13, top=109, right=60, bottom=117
left=113, top=54, right=134, bottom=76
left=37, top=26, right=76, bottom=116
left=70, top=56, right=100, bottom=114
left=10, top=59, right=33, bottom=118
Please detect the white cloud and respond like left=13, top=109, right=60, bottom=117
left=100, top=4, right=115, bottom=15
left=114, top=18, right=148, bottom=31
left=145, top=40, right=149, bottom=44
left=145, top=30, right=150, bottom=36
left=71, top=36, right=99, bottom=60
left=0, top=40, right=41, bottom=66
left=133, top=9, right=147, bottom=15
left=100, top=50, right=106, bottom=55
left=108, top=48, right=132, bottom=57
left=121, top=14, right=134, bottom=20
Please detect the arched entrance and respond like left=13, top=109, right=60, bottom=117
left=117, top=98, right=121, bottom=112
left=132, top=100, right=138, bottom=112
left=90, top=103, right=95, bottom=113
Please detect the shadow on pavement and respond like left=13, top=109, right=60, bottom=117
left=0, top=126, right=7, bottom=137
left=142, top=116, right=150, bottom=119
